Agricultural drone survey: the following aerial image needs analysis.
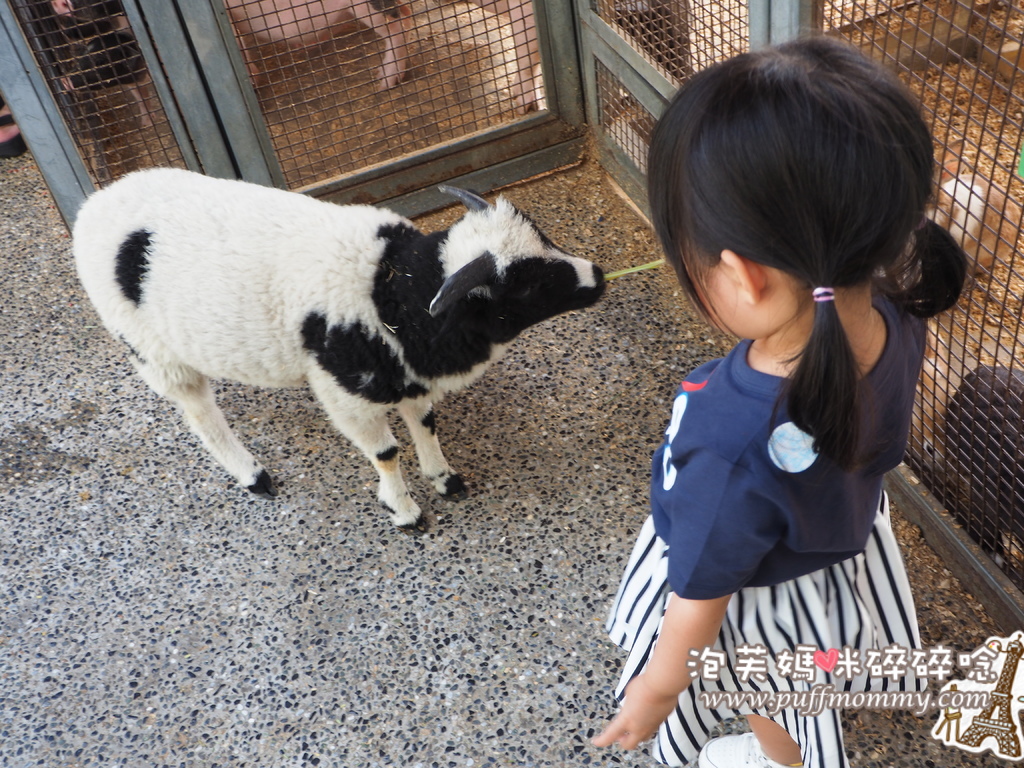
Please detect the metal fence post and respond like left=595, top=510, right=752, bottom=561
left=763, top=0, right=818, bottom=45
left=0, top=2, right=93, bottom=227
left=748, top=0, right=771, bottom=49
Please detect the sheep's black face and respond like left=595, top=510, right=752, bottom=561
left=488, top=256, right=605, bottom=341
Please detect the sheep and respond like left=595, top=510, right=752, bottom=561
left=72, top=168, right=605, bottom=531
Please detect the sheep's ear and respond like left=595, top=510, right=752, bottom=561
left=429, top=253, right=498, bottom=316
left=438, top=185, right=491, bottom=212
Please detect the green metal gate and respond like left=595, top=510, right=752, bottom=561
left=0, top=0, right=585, bottom=224
left=576, top=0, right=817, bottom=212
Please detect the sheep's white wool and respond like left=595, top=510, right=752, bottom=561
left=76, top=170, right=395, bottom=388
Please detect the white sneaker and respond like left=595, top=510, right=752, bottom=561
left=697, top=732, right=802, bottom=768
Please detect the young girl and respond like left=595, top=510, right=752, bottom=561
left=591, top=37, right=967, bottom=768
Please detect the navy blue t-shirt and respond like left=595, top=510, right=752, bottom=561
left=651, top=298, right=925, bottom=600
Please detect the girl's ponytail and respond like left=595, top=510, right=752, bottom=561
left=887, top=219, right=968, bottom=318
left=784, top=291, right=862, bottom=471
left=789, top=218, right=968, bottom=471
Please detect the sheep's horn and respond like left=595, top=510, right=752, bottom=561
left=438, top=185, right=491, bottom=212
left=429, top=252, right=498, bottom=317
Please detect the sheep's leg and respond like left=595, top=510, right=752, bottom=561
left=397, top=399, right=468, bottom=500
left=307, top=369, right=425, bottom=530
left=135, top=361, right=275, bottom=497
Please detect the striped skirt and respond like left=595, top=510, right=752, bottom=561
left=605, top=493, right=922, bottom=767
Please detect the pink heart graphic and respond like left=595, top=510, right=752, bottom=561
left=814, top=648, right=839, bottom=673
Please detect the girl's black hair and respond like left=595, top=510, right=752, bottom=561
left=648, top=35, right=967, bottom=470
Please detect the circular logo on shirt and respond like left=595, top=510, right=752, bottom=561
left=768, top=422, right=818, bottom=473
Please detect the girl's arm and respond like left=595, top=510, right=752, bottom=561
left=592, top=592, right=732, bottom=750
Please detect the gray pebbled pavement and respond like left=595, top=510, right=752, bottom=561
left=0, top=151, right=1006, bottom=766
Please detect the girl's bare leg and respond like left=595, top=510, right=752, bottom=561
left=747, top=714, right=803, bottom=766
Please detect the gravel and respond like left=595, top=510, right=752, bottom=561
left=0, top=149, right=1005, bottom=766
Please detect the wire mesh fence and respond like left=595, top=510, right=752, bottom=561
left=225, top=0, right=542, bottom=189
left=593, top=0, right=747, bottom=84
left=6, top=0, right=545, bottom=191
left=826, top=0, right=1024, bottom=590
left=8, top=0, right=185, bottom=185
left=590, top=0, right=747, bottom=180
left=595, top=57, right=656, bottom=173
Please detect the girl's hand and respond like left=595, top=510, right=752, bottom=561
left=591, top=594, right=732, bottom=752
left=591, top=673, right=679, bottom=750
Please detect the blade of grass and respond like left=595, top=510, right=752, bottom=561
left=604, top=259, right=665, bottom=281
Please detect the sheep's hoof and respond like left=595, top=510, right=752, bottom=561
left=397, top=513, right=430, bottom=536
left=441, top=474, right=468, bottom=500
left=247, top=470, right=278, bottom=499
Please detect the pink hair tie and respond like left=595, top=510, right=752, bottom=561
left=812, top=287, right=835, bottom=302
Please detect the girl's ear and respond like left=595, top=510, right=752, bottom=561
left=719, top=249, right=768, bottom=304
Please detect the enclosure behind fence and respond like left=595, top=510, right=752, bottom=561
left=0, top=0, right=585, bottom=220
left=5, top=0, right=187, bottom=184
left=578, top=0, right=750, bottom=203
left=211, top=0, right=548, bottom=190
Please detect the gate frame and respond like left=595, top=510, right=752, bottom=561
left=576, top=0, right=816, bottom=218
left=1, top=0, right=587, bottom=225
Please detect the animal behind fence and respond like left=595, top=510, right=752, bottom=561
left=72, top=170, right=605, bottom=531
left=224, top=0, right=411, bottom=90
left=931, top=148, right=1023, bottom=275
left=943, top=365, right=1024, bottom=585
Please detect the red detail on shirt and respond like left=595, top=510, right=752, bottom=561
left=681, top=380, right=709, bottom=392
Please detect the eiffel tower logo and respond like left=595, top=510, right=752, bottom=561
left=959, top=636, right=1024, bottom=757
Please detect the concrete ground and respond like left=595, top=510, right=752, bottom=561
left=0, top=149, right=1007, bottom=767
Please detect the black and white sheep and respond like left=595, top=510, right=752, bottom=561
left=73, top=168, right=604, bottom=531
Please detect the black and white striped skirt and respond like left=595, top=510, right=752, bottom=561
left=605, top=493, right=921, bottom=767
